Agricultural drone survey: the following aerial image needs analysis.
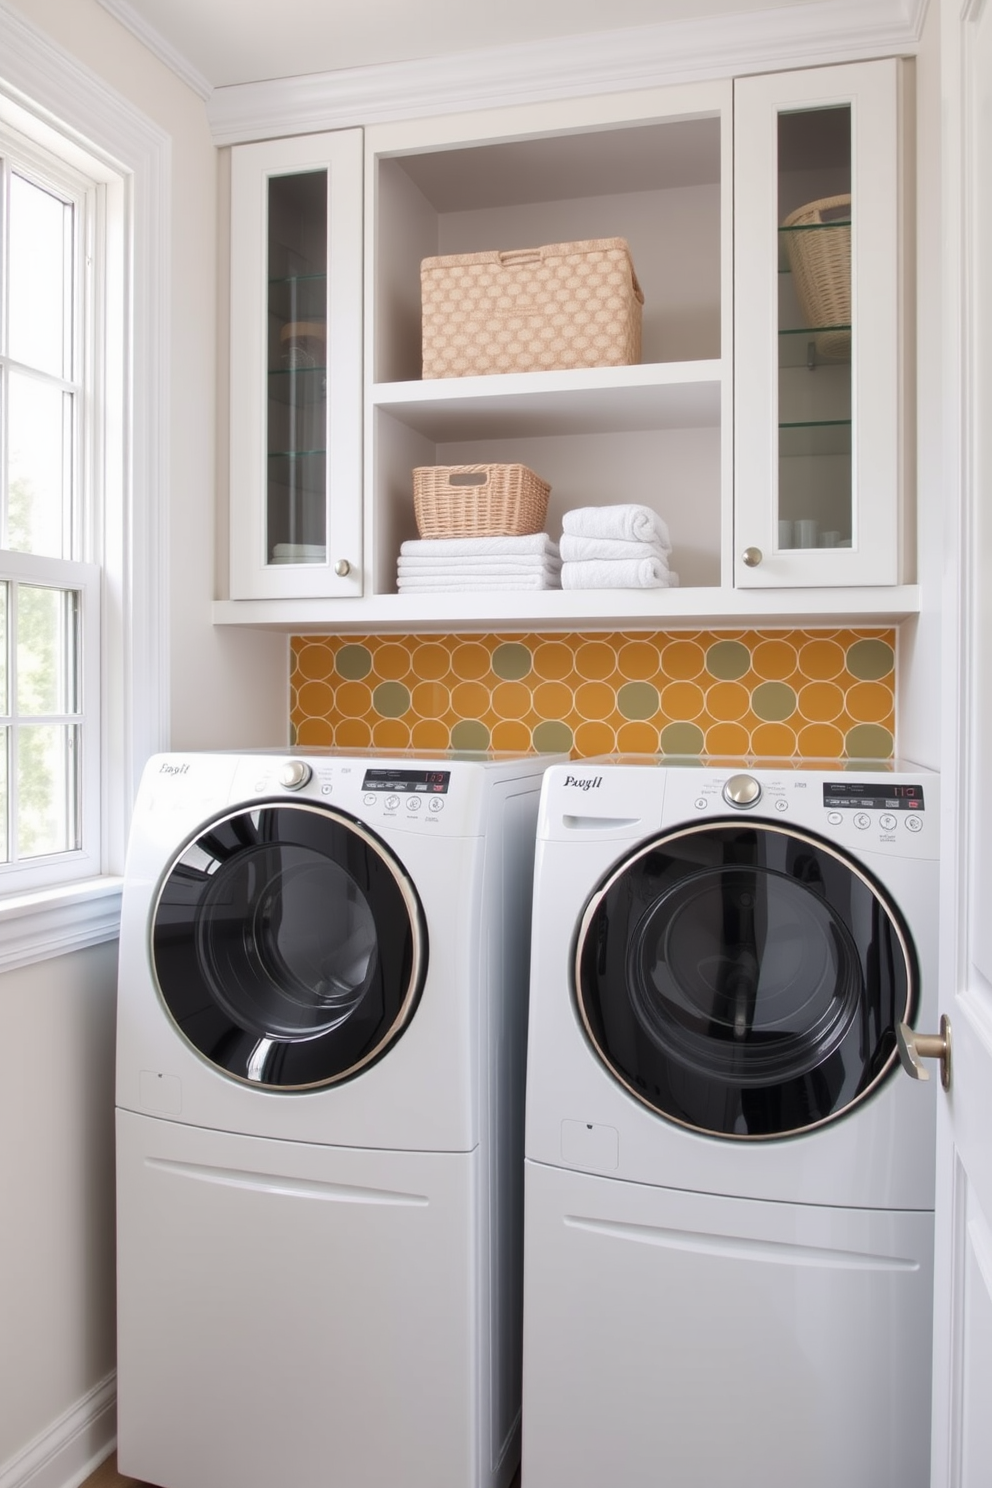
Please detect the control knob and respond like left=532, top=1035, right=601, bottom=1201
left=723, top=773, right=761, bottom=809
left=278, top=759, right=312, bottom=791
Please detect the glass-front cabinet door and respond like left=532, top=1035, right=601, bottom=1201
left=734, top=60, right=906, bottom=588
left=229, top=130, right=363, bottom=600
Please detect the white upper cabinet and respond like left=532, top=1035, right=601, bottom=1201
left=229, top=130, right=363, bottom=600
left=219, top=59, right=917, bottom=630
left=734, top=59, right=908, bottom=588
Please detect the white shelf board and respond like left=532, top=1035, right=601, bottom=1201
left=371, top=360, right=722, bottom=440
left=214, top=584, right=921, bottom=635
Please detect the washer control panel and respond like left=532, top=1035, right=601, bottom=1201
left=660, top=765, right=937, bottom=858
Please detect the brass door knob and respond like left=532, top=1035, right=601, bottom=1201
left=742, top=547, right=763, bottom=567
left=896, top=1014, right=952, bottom=1090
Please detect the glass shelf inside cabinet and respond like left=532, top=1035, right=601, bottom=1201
left=776, top=104, right=852, bottom=547
left=266, top=171, right=328, bottom=567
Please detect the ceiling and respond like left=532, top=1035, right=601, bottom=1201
left=100, top=0, right=827, bottom=90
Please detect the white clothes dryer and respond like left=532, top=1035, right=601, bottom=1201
left=116, top=749, right=558, bottom=1488
left=522, top=759, right=939, bottom=1488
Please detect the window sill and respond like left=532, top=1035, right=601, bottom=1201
left=0, top=875, right=123, bottom=974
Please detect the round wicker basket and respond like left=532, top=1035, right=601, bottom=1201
left=782, top=194, right=851, bottom=361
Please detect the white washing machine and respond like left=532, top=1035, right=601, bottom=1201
left=116, top=749, right=559, bottom=1488
left=522, top=758, right=939, bottom=1488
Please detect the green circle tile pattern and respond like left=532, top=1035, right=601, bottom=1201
left=372, top=681, right=411, bottom=718
left=751, top=682, right=798, bottom=722
left=492, top=642, right=532, bottom=681
left=845, top=724, right=895, bottom=760
left=335, top=644, right=373, bottom=680
left=706, top=640, right=752, bottom=681
left=451, top=719, right=490, bottom=750
left=290, top=629, right=897, bottom=763
left=617, top=682, right=661, bottom=721
left=846, top=638, right=895, bottom=681
left=659, top=722, right=705, bottom=755
left=533, top=720, right=574, bottom=754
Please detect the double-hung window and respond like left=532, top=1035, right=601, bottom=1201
left=1, top=123, right=102, bottom=894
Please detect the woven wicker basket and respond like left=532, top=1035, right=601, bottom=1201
left=421, top=238, right=643, bottom=379
left=782, top=194, right=851, bottom=360
left=413, top=464, right=551, bottom=539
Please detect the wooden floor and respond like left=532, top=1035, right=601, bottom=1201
left=84, top=1451, right=522, bottom=1487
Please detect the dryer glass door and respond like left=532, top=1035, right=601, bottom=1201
left=575, top=820, right=916, bottom=1138
left=151, top=802, right=427, bottom=1089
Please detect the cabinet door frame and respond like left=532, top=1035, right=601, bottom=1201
left=229, top=129, right=364, bottom=601
left=733, top=58, right=907, bottom=589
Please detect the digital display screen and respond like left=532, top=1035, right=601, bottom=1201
left=822, top=782, right=924, bottom=810
left=362, top=768, right=450, bottom=795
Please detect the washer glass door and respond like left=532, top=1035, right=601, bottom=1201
left=151, top=802, right=427, bottom=1089
left=575, top=821, right=916, bottom=1138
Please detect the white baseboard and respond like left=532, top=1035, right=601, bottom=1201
left=0, top=1374, right=116, bottom=1488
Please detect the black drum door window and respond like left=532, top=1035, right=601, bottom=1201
left=575, top=822, right=916, bottom=1138
left=152, top=803, right=427, bottom=1090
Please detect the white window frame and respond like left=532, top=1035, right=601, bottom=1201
left=0, top=1, right=168, bottom=969
left=1, top=127, right=103, bottom=895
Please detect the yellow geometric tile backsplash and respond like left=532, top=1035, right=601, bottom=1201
left=290, top=628, right=897, bottom=760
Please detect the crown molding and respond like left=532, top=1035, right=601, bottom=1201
left=205, top=0, right=928, bottom=145
left=96, top=0, right=213, bottom=100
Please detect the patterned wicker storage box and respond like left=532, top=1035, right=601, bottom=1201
left=421, top=237, right=643, bottom=379
left=413, top=464, right=551, bottom=538
left=782, top=194, right=851, bottom=360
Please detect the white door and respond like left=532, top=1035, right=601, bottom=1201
left=924, top=3, right=992, bottom=1482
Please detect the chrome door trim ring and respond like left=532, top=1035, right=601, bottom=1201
left=572, top=815, right=917, bottom=1141
left=150, top=798, right=428, bottom=1092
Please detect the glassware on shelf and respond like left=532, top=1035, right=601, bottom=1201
left=776, top=105, right=852, bottom=550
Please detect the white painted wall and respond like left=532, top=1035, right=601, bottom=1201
left=0, top=4, right=285, bottom=1485
left=0, top=944, right=119, bottom=1481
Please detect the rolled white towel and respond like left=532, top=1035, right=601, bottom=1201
left=561, top=505, right=671, bottom=551
left=559, top=534, right=670, bottom=563
left=400, top=534, right=558, bottom=559
left=560, top=557, right=678, bottom=590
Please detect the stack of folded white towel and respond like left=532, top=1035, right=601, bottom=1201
left=396, top=534, right=561, bottom=592
left=559, top=504, right=679, bottom=589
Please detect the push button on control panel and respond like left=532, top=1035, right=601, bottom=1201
left=723, top=773, right=761, bottom=809
left=278, top=759, right=312, bottom=790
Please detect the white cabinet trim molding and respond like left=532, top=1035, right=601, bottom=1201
left=202, top=0, right=927, bottom=145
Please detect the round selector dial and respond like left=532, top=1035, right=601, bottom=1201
left=722, top=772, right=762, bottom=809
left=277, top=759, right=313, bottom=791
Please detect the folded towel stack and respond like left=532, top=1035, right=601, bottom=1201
left=397, top=534, right=561, bottom=592
left=559, top=505, right=679, bottom=589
